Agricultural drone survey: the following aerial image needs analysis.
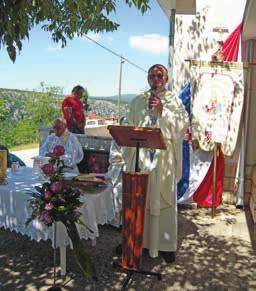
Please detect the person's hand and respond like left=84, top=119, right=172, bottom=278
left=148, top=94, right=163, bottom=115
left=64, top=106, right=72, bottom=117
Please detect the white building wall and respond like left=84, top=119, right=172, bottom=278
left=172, top=0, right=246, bottom=93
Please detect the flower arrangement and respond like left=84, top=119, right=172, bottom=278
left=26, top=145, right=97, bottom=280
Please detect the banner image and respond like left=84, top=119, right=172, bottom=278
left=192, top=62, right=244, bottom=156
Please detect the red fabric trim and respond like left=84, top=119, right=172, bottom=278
left=193, top=151, right=224, bottom=208
left=221, top=22, right=243, bottom=62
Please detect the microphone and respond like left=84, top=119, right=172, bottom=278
left=148, top=86, right=157, bottom=110
left=148, top=87, right=158, bottom=126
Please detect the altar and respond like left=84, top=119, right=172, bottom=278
left=0, top=167, right=115, bottom=275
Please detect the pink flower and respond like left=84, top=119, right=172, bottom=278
left=53, top=145, right=65, bottom=157
left=41, top=163, right=54, bottom=175
left=50, top=181, right=63, bottom=193
left=44, top=203, right=54, bottom=211
left=44, top=191, right=52, bottom=200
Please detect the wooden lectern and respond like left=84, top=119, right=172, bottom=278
left=108, top=125, right=166, bottom=287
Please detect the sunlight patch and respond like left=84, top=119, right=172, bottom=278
left=163, top=231, right=171, bottom=241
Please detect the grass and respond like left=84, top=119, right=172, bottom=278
left=10, top=143, right=39, bottom=151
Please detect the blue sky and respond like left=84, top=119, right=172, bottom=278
left=0, top=1, right=169, bottom=97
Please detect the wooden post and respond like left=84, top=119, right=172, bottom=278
left=212, top=143, right=219, bottom=218
left=117, top=56, right=124, bottom=123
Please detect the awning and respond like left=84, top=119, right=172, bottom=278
left=157, top=0, right=196, bottom=17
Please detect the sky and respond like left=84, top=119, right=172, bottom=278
left=0, top=1, right=169, bottom=97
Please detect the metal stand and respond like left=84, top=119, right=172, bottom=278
left=135, top=141, right=140, bottom=172
left=113, top=262, right=162, bottom=289
left=47, top=223, right=74, bottom=291
left=46, top=223, right=62, bottom=291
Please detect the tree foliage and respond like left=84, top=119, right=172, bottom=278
left=0, top=0, right=150, bottom=62
left=0, top=99, right=8, bottom=122
left=82, top=88, right=90, bottom=112
left=25, top=82, right=63, bottom=126
left=0, top=83, right=63, bottom=148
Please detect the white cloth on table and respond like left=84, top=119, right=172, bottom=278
left=0, top=168, right=115, bottom=248
left=39, top=131, right=84, bottom=174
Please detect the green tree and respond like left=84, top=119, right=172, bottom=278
left=82, top=88, right=90, bottom=112
left=0, top=0, right=150, bottom=62
left=0, top=83, right=64, bottom=148
left=25, top=82, right=63, bottom=126
left=0, top=99, right=8, bottom=122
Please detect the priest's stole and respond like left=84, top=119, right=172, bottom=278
left=122, top=172, right=148, bottom=270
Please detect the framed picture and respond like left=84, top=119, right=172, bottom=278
left=77, top=149, right=110, bottom=174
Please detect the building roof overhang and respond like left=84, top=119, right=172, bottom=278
left=157, top=0, right=196, bottom=17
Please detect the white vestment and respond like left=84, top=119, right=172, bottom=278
left=123, top=90, right=188, bottom=257
left=39, top=131, right=84, bottom=174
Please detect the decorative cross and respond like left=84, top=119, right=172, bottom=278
left=213, top=26, right=229, bottom=43
left=211, top=26, right=229, bottom=61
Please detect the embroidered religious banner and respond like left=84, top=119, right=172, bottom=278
left=191, top=61, right=245, bottom=156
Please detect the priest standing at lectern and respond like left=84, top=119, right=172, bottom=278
left=122, top=64, right=188, bottom=263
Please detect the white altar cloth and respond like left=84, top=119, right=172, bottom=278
left=0, top=167, right=115, bottom=274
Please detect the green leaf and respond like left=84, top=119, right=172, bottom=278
left=0, top=0, right=150, bottom=62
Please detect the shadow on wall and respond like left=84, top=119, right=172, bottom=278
left=174, top=7, right=218, bottom=91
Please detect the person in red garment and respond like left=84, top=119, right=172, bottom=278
left=62, top=85, right=85, bottom=134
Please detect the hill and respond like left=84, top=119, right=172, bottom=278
left=0, top=87, right=132, bottom=148
left=0, top=88, right=135, bottom=103
left=90, top=94, right=135, bottom=103
left=0, top=87, right=132, bottom=121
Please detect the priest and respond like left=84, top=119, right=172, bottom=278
left=122, top=64, right=188, bottom=263
left=39, top=118, right=84, bottom=174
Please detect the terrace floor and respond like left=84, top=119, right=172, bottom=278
left=1, top=203, right=256, bottom=290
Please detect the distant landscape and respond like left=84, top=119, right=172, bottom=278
left=90, top=93, right=135, bottom=103
left=0, top=87, right=135, bottom=148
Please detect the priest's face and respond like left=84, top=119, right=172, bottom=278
left=147, top=65, right=168, bottom=91
left=53, top=120, right=66, bottom=137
